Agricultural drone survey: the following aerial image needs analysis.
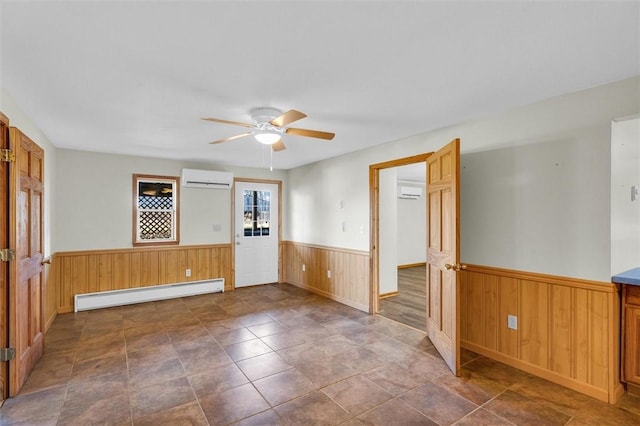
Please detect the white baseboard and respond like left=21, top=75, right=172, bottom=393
left=74, top=278, right=224, bottom=312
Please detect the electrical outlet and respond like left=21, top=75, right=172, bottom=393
left=327, top=270, right=332, bottom=279
left=507, top=315, right=517, bottom=330
left=185, top=268, right=192, bottom=277
left=302, top=264, right=306, bottom=272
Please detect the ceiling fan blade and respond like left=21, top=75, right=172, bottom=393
left=272, top=140, right=287, bottom=152
left=286, top=127, right=335, bottom=140
left=202, top=117, right=255, bottom=128
left=210, top=132, right=253, bottom=144
left=270, top=109, right=307, bottom=127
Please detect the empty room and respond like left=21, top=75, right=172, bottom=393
left=1, top=1, right=639, bottom=425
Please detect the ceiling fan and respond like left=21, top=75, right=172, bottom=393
left=201, top=107, right=335, bottom=152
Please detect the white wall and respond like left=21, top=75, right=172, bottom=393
left=397, top=183, right=426, bottom=266
left=286, top=77, right=640, bottom=282
left=611, top=116, right=640, bottom=275
left=55, top=149, right=287, bottom=252
left=287, top=152, right=371, bottom=248
left=462, top=135, right=609, bottom=280
left=0, top=88, right=57, bottom=256
left=379, top=168, right=398, bottom=294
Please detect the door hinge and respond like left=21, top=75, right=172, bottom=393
left=0, top=347, right=15, bottom=362
left=0, top=149, right=15, bottom=163
left=0, top=248, right=16, bottom=262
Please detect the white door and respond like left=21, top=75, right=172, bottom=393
left=234, top=181, right=279, bottom=287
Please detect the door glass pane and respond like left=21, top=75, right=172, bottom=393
left=243, top=189, right=270, bottom=237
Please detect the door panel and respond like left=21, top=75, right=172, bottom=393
left=234, top=181, right=279, bottom=288
left=9, top=127, right=44, bottom=396
left=426, top=138, right=460, bottom=375
left=0, top=113, right=9, bottom=401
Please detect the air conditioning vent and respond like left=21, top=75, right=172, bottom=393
left=181, top=169, right=233, bottom=189
left=398, top=186, right=422, bottom=199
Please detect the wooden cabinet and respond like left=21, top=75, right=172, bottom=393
left=622, top=285, right=640, bottom=387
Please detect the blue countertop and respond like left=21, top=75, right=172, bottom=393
left=612, top=267, right=640, bottom=286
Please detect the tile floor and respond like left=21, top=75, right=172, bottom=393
left=0, top=283, right=638, bottom=425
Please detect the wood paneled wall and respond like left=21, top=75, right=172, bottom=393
left=461, top=264, right=622, bottom=403
left=282, top=241, right=369, bottom=312
left=44, top=262, right=57, bottom=331
left=52, top=244, right=232, bottom=313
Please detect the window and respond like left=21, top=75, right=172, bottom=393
left=243, top=189, right=271, bottom=236
left=133, top=174, right=179, bottom=246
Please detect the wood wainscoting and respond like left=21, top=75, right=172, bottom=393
left=281, top=241, right=369, bottom=312
left=461, top=264, right=622, bottom=403
left=52, top=244, right=232, bottom=313
left=44, top=261, right=57, bottom=332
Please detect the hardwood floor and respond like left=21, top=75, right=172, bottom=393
left=379, top=266, right=426, bottom=331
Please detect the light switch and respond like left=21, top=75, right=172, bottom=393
left=507, top=315, right=518, bottom=330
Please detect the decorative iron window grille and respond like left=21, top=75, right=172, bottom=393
left=133, top=175, right=179, bottom=245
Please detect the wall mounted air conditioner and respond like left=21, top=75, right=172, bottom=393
left=398, top=186, right=422, bottom=200
left=181, top=168, right=233, bottom=189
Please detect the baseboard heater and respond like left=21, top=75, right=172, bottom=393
left=74, top=279, right=224, bottom=312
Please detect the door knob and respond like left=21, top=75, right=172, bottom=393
left=444, top=263, right=467, bottom=271
left=236, top=241, right=240, bottom=245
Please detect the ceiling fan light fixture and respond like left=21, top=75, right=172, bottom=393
left=254, top=130, right=281, bottom=145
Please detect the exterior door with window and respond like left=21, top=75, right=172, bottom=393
left=234, top=181, right=279, bottom=287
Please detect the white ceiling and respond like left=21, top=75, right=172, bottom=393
left=1, top=1, right=638, bottom=170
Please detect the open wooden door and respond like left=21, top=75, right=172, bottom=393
left=0, top=113, right=9, bottom=402
left=426, top=138, right=462, bottom=375
left=8, top=127, right=44, bottom=396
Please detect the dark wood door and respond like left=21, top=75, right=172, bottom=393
left=0, top=112, right=9, bottom=401
left=8, top=127, right=44, bottom=396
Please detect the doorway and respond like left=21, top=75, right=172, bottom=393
left=370, top=139, right=462, bottom=374
left=233, top=179, right=281, bottom=288
left=369, top=153, right=430, bottom=315
left=378, top=163, right=427, bottom=331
